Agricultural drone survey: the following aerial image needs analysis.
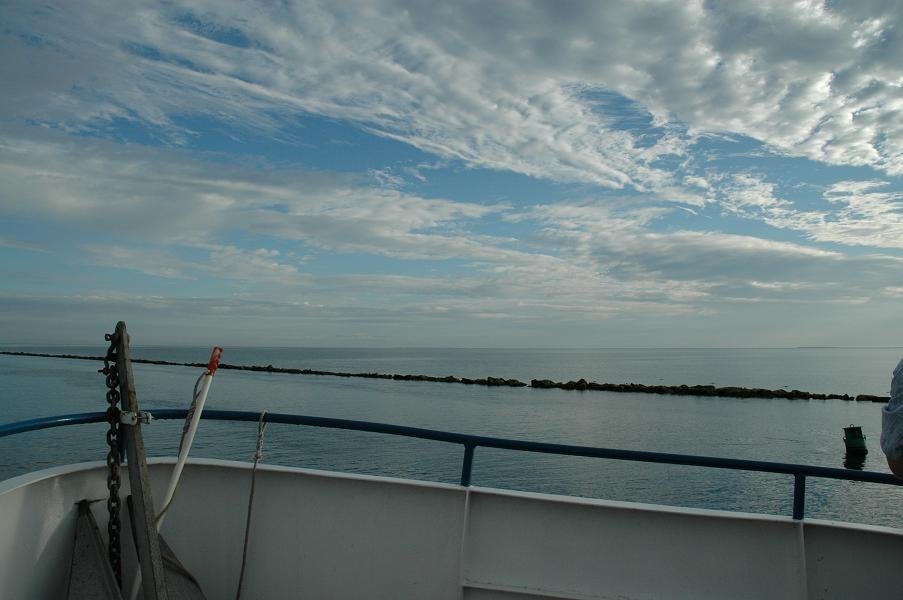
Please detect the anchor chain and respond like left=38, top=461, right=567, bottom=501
left=100, top=331, right=123, bottom=588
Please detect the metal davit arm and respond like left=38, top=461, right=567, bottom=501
left=112, top=322, right=167, bottom=600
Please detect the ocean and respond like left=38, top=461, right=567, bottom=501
left=1, top=346, right=901, bottom=527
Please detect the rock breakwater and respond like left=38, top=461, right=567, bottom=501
left=529, top=377, right=887, bottom=401
left=0, top=351, right=889, bottom=402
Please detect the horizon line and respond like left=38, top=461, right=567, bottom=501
left=1, top=344, right=901, bottom=351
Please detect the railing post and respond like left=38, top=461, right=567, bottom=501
left=460, top=443, right=475, bottom=486
left=793, top=474, right=806, bottom=520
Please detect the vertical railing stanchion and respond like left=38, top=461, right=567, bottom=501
left=460, top=443, right=476, bottom=486
left=793, top=474, right=806, bottom=520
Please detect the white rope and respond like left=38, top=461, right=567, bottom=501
left=235, top=410, right=268, bottom=600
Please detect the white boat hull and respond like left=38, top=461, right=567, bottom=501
left=1, top=458, right=901, bottom=599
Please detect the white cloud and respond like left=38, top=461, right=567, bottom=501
left=2, top=130, right=700, bottom=316
left=2, top=126, right=901, bottom=327
left=3, top=1, right=903, bottom=347
left=522, top=199, right=903, bottom=305
left=83, top=246, right=195, bottom=280
left=83, top=243, right=305, bottom=283
left=0, top=128, right=504, bottom=262
left=722, top=175, right=903, bottom=248
left=0, top=236, right=47, bottom=253
left=5, top=0, right=901, bottom=195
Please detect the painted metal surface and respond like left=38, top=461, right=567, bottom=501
left=67, top=501, right=123, bottom=600
left=463, top=491, right=809, bottom=600
left=124, top=496, right=207, bottom=600
left=2, top=459, right=903, bottom=600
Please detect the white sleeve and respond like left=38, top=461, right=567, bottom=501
left=880, top=359, right=903, bottom=461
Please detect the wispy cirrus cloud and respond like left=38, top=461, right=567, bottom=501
left=2, top=1, right=902, bottom=346
left=0, top=236, right=47, bottom=253
left=83, top=244, right=305, bottom=283
left=4, top=0, right=902, bottom=189
left=722, top=175, right=903, bottom=248
left=520, top=199, right=903, bottom=304
left=0, top=128, right=504, bottom=261
left=3, top=127, right=900, bottom=317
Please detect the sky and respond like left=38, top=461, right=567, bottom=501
left=0, top=0, right=901, bottom=347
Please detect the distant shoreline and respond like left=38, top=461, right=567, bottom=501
left=1, top=350, right=889, bottom=403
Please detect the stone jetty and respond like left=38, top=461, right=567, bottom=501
left=0, top=351, right=889, bottom=402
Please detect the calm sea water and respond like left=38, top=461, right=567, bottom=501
left=1, top=347, right=901, bottom=527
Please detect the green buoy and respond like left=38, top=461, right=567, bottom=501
left=843, top=425, right=868, bottom=454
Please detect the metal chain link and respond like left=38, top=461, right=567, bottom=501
left=100, top=331, right=123, bottom=588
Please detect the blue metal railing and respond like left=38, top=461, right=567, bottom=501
left=2, top=409, right=901, bottom=520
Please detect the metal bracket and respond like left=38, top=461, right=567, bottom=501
left=119, top=411, right=154, bottom=426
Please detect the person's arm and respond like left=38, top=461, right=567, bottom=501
left=881, top=359, right=903, bottom=477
